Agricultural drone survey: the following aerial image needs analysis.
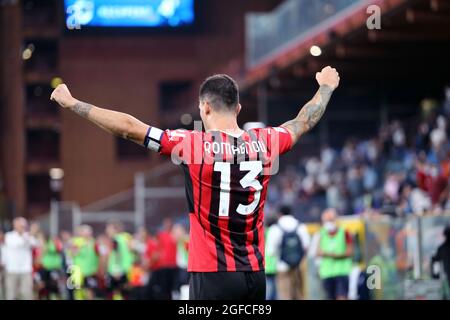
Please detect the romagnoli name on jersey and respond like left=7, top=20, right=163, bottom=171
left=203, top=140, right=267, bottom=155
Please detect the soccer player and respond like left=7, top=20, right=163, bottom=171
left=51, top=66, right=340, bottom=300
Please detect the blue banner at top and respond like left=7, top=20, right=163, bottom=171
left=64, top=0, right=195, bottom=29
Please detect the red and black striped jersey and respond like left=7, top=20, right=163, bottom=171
left=144, top=126, right=293, bottom=272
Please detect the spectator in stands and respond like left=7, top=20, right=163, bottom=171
left=321, top=144, right=337, bottom=170
left=341, top=140, right=357, bottom=167
left=267, top=101, right=450, bottom=219
left=417, top=162, right=448, bottom=209
left=280, top=179, right=298, bottom=207
left=347, top=165, right=364, bottom=211
left=416, top=122, right=431, bottom=153
left=317, top=209, right=353, bottom=300
left=397, top=182, right=432, bottom=216
left=429, top=115, right=448, bottom=163
left=362, top=163, right=378, bottom=193
left=391, top=121, right=407, bottom=161
left=444, top=86, right=450, bottom=118
left=3, top=217, right=38, bottom=300
left=266, top=206, right=310, bottom=300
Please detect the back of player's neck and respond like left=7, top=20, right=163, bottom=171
left=206, top=124, right=243, bottom=137
left=206, top=118, right=241, bottom=134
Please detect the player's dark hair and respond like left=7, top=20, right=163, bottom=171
left=199, top=74, right=239, bottom=111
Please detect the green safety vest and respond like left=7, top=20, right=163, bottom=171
left=319, top=227, right=353, bottom=279
left=108, top=233, right=134, bottom=276
left=265, top=229, right=277, bottom=275
left=177, top=240, right=189, bottom=267
left=72, top=237, right=99, bottom=277
left=42, top=240, right=63, bottom=271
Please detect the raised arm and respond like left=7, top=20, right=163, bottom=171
left=50, top=84, right=149, bottom=145
left=281, top=66, right=340, bottom=145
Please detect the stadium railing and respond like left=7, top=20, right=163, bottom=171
left=45, top=162, right=186, bottom=234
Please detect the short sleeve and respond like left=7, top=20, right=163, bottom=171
left=274, top=126, right=293, bottom=154
left=258, top=126, right=293, bottom=156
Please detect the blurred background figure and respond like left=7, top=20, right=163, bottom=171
left=59, top=230, right=74, bottom=300
left=3, top=217, right=37, bottom=300
left=122, top=227, right=146, bottom=299
left=172, top=223, right=189, bottom=300
left=37, top=233, right=63, bottom=300
left=317, top=209, right=353, bottom=300
left=128, top=254, right=147, bottom=300
left=71, top=224, right=99, bottom=300
left=264, top=216, right=279, bottom=300
left=266, top=206, right=310, bottom=300
left=145, top=229, right=160, bottom=299
left=132, top=227, right=149, bottom=259
left=128, top=227, right=149, bottom=300
left=432, top=225, right=450, bottom=298
left=150, top=218, right=177, bottom=300
left=0, top=230, right=4, bottom=299
left=105, top=221, right=134, bottom=300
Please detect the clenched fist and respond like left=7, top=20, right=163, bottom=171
left=316, top=66, right=340, bottom=90
left=50, top=84, right=78, bottom=109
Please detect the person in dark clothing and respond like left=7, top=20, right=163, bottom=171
left=432, top=225, right=450, bottom=291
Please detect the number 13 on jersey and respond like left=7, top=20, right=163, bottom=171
left=214, top=161, right=263, bottom=217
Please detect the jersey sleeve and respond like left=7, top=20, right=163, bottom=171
left=274, top=126, right=293, bottom=154
left=143, top=127, right=187, bottom=157
left=260, top=126, right=293, bottom=156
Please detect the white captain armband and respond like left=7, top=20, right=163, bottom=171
left=144, top=127, right=164, bottom=152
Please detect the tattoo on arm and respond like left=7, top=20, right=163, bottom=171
left=72, top=101, right=93, bottom=118
left=282, top=85, right=333, bottom=143
left=69, top=101, right=147, bottom=144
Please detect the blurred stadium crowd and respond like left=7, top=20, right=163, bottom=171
left=266, top=91, right=450, bottom=222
